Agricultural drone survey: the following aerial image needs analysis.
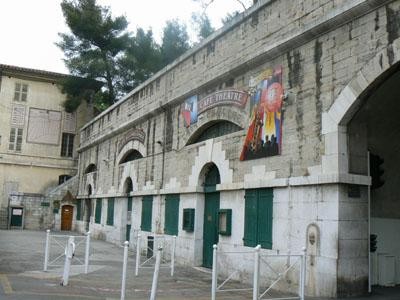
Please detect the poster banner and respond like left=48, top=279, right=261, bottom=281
left=182, top=95, right=198, bottom=127
left=240, top=66, right=283, bottom=161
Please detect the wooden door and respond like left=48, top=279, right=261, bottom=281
left=10, top=207, right=23, bottom=227
left=202, top=192, right=220, bottom=268
left=61, top=205, right=73, bottom=231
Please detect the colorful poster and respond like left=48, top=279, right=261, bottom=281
left=182, top=95, right=198, bottom=127
left=240, top=67, right=283, bottom=161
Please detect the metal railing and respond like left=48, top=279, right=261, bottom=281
left=211, top=245, right=306, bottom=300
left=134, top=232, right=176, bottom=277
left=43, top=229, right=91, bottom=274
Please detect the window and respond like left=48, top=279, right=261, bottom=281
left=141, top=195, right=153, bottom=232
left=76, top=200, right=82, bottom=221
left=61, top=133, right=74, bottom=157
left=164, top=194, right=179, bottom=235
left=95, top=199, right=102, bottom=224
left=243, top=188, right=273, bottom=249
left=59, top=175, right=72, bottom=185
left=14, top=83, right=28, bottom=102
left=107, top=198, right=114, bottom=226
left=9, top=128, right=23, bottom=151
left=187, top=121, right=242, bottom=145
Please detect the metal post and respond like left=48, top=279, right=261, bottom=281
left=44, top=229, right=50, bottom=271
left=211, top=244, right=218, bottom=300
left=84, top=231, right=91, bottom=274
left=135, top=234, right=141, bottom=276
left=300, top=247, right=307, bottom=300
left=253, top=245, right=261, bottom=300
left=171, top=235, right=176, bottom=277
left=120, top=241, right=129, bottom=300
left=150, top=246, right=162, bottom=300
left=61, top=236, right=75, bottom=286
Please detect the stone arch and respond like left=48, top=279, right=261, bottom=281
left=198, top=162, right=221, bottom=189
left=188, top=139, right=233, bottom=187
left=321, top=39, right=400, bottom=175
left=116, top=140, right=146, bottom=164
left=123, top=177, right=134, bottom=195
left=186, top=119, right=243, bottom=146
left=84, top=163, right=97, bottom=174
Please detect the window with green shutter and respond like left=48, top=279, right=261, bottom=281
left=95, top=199, right=102, bottom=224
left=107, top=198, right=114, bottom=226
left=76, top=199, right=82, bottom=221
left=141, top=195, right=153, bottom=232
left=164, top=194, right=179, bottom=235
left=243, top=188, right=273, bottom=249
left=127, top=197, right=132, bottom=212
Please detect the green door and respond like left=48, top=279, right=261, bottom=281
left=10, top=208, right=23, bottom=227
left=203, top=192, right=220, bottom=268
left=126, top=224, right=131, bottom=241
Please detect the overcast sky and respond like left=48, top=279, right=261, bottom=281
left=0, top=0, right=251, bottom=74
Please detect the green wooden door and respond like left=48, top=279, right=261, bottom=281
left=203, top=192, right=220, bottom=268
left=126, top=224, right=131, bottom=241
left=10, top=208, right=23, bottom=227
left=141, top=196, right=153, bottom=232
left=164, top=194, right=179, bottom=235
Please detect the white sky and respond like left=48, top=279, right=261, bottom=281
left=0, top=0, right=251, bottom=74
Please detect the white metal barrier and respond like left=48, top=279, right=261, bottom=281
left=211, top=245, right=306, bottom=300
left=135, top=233, right=176, bottom=277
left=43, top=229, right=91, bottom=274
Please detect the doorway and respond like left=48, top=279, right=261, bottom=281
left=202, top=163, right=221, bottom=268
left=61, top=205, right=73, bottom=231
left=10, top=207, right=23, bottom=227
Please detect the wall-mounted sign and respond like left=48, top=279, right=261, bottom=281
left=240, top=66, right=284, bottom=161
left=182, top=90, right=248, bottom=127
left=117, top=128, right=146, bottom=154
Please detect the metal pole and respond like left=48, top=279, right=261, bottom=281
left=135, top=234, right=141, bottom=276
left=253, top=245, right=261, bottom=300
left=120, top=241, right=129, bottom=300
left=84, top=231, right=91, bottom=274
left=171, top=235, right=176, bottom=277
left=150, top=246, right=162, bottom=300
left=300, top=247, right=307, bottom=300
left=367, top=151, right=372, bottom=293
left=61, top=236, right=75, bottom=286
left=211, top=244, right=218, bottom=300
left=44, top=229, right=50, bottom=271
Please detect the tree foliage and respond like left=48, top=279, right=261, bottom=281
left=57, top=0, right=131, bottom=111
left=192, top=13, right=215, bottom=41
left=160, top=20, right=190, bottom=67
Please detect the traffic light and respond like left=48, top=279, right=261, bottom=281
left=369, top=153, right=384, bottom=190
left=370, top=234, right=377, bottom=253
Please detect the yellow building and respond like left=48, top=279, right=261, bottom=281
left=0, top=64, right=90, bottom=229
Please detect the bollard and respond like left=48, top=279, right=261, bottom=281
left=211, top=244, right=218, bottom=300
left=44, top=229, right=50, bottom=271
left=171, top=235, right=176, bottom=277
left=84, top=231, right=91, bottom=274
left=61, top=236, right=75, bottom=286
left=150, top=246, right=162, bottom=300
left=253, top=245, right=261, bottom=300
left=120, top=241, right=129, bottom=300
left=135, top=234, right=141, bottom=276
left=300, top=247, right=307, bottom=300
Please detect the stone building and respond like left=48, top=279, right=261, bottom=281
left=75, top=0, right=400, bottom=297
left=0, top=64, right=90, bottom=230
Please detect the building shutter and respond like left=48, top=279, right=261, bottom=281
left=127, top=196, right=132, bottom=212
left=76, top=200, right=82, bottom=221
left=164, top=194, right=179, bottom=235
left=244, top=189, right=258, bottom=247
left=95, top=199, right=102, bottom=224
left=141, top=195, right=153, bottom=232
left=107, top=198, right=114, bottom=226
left=257, top=189, right=273, bottom=249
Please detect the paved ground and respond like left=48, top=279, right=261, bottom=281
left=1, top=230, right=400, bottom=300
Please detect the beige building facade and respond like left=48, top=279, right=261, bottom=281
left=0, top=64, right=89, bottom=229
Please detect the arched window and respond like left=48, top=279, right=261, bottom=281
left=84, top=164, right=97, bottom=174
left=119, top=150, right=143, bottom=164
left=187, top=121, right=242, bottom=145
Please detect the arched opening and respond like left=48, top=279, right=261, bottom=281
left=84, top=164, right=97, bottom=174
left=347, top=68, right=400, bottom=288
left=187, top=120, right=242, bottom=145
left=85, top=184, right=92, bottom=231
left=123, top=177, right=133, bottom=195
left=119, top=149, right=143, bottom=164
left=123, top=177, right=134, bottom=242
left=200, top=163, right=221, bottom=268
